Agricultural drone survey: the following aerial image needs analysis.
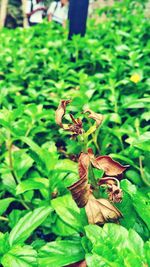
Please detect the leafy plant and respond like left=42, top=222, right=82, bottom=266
left=0, top=1, right=149, bottom=266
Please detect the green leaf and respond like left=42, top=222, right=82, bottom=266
left=85, top=224, right=147, bottom=266
left=13, top=151, right=34, bottom=180
left=8, top=210, right=26, bottom=229
left=51, top=194, right=87, bottom=232
left=55, top=159, right=78, bottom=173
left=1, top=245, right=37, bottom=267
left=19, top=137, right=47, bottom=170
left=126, top=132, right=150, bottom=151
left=123, top=98, right=150, bottom=109
left=128, top=229, right=144, bottom=255
left=20, top=137, right=58, bottom=174
left=121, top=180, right=150, bottom=230
left=116, top=191, right=149, bottom=240
left=0, top=198, right=14, bottom=216
left=144, top=241, right=150, bottom=263
left=16, top=178, right=49, bottom=194
left=51, top=216, right=77, bottom=236
left=86, top=253, right=118, bottom=267
left=9, top=206, right=52, bottom=246
left=84, top=224, right=102, bottom=246
left=38, top=239, right=85, bottom=267
left=125, top=170, right=142, bottom=185
left=0, top=233, right=10, bottom=258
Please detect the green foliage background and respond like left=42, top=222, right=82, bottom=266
left=0, top=1, right=150, bottom=266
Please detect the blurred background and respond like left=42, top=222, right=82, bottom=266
left=1, top=0, right=149, bottom=29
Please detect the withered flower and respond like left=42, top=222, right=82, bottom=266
left=68, top=114, right=83, bottom=136
left=55, top=101, right=104, bottom=138
left=107, top=184, right=123, bottom=203
left=55, top=100, right=84, bottom=137
left=98, top=177, right=123, bottom=203
left=84, top=108, right=103, bottom=128
left=85, top=194, right=122, bottom=225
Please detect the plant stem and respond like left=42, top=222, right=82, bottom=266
left=8, top=141, right=19, bottom=185
left=88, top=164, right=99, bottom=197
left=119, top=136, right=124, bottom=151
left=0, top=216, right=9, bottom=222
left=7, top=140, right=30, bottom=210
left=135, top=120, right=148, bottom=185
left=139, top=156, right=149, bottom=186
left=111, top=86, right=118, bottom=113
left=87, top=119, right=101, bottom=154
left=78, top=133, right=87, bottom=153
left=19, top=198, right=30, bottom=210
left=25, top=119, right=34, bottom=137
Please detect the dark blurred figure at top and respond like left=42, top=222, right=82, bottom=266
left=68, top=0, right=89, bottom=40
left=26, top=0, right=46, bottom=27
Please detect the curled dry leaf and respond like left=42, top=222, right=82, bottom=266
left=68, top=178, right=91, bottom=208
left=92, top=155, right=128, bottom=176
left=78, top=152, right=90, bottom=180
left=85, top=194, right=123, bottom=225
left=55, top=99, right=71, bottom=127
left=84, top=108, right=103, bottom=128
left=88, top=149, right=129, bottom=176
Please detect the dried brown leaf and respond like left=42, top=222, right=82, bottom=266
left=85, top=194, right=105, bottom=224
left=89, top=152, right=128, bottom=176
left=85, top=194, right=122, bottom=224
left=55, top=100, right=71, bottom=127
left=68, top=178, right=91, bottom=208
left=84, top=108, right=103, bottom=128
left=78, top=152, right=90, bottom=180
